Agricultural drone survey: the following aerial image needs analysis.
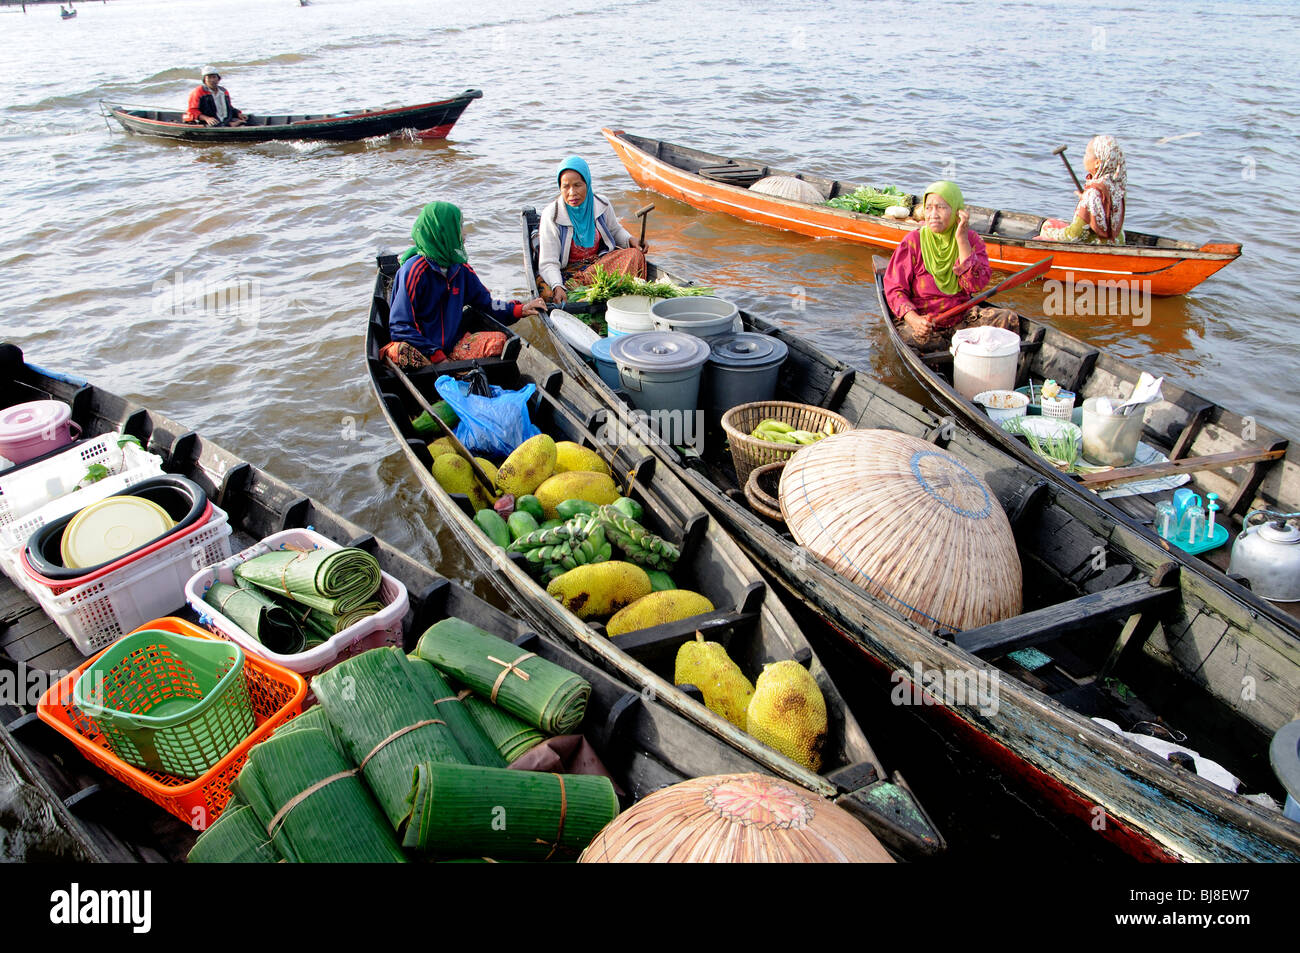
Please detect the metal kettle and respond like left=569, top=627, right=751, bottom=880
left=1227, top=510, right=1300, bottom=602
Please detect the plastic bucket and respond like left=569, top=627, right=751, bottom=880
left=703, top=332, right=789, bottom=416
left=950, top=327, right=1020, bottom=400
left=0, top=400, right=81, bottom=465
left=1081, top=397, right=1146, bottom=467
left=610, top=332, right=710, bottom=444
left=649, top=296, right=742, bottom=342
left=590, top=337, right=622, bottom=391
left=605, top=295, right=660, bottom=337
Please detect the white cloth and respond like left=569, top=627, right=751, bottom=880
left=1092, top=718, right=1242, bottom=793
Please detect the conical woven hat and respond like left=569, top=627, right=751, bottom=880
left=779, top=428, right=1021, bottom=631
left=577, top=773, right=893, bottom=863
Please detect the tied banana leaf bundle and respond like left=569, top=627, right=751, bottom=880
left=405, top=657, right=506, bottom=769
left=460, top=691, right=546, bottom=763
left=311, top=648, right=469, bottom=835
left=234, top=545, right=382, bottom=616
left=414, top=618, right=590, bottom=735
left=269, top=705, right=345, bottom=753
left=404, top=761, right=619, bottom=859
left=298, top=602, right=385, bottom=647
left=203, top=582, right=306, bottom=655
left=232, top=726, right=407, bottom=863
left=188, top=799, right=283, bottom=864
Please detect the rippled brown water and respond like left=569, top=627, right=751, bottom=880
left=2, top=0, right=1297, bottom=859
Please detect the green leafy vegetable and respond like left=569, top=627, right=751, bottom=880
left=82, top=463, right=110, bottom=484
left=824, top=185, right=911, bottom=215
left=116, top=434, right=142, bottom=449
left=566, top=264, right=715, bottom=305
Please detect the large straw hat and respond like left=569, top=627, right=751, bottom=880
left=779, top=428, right=1021, bottom=631
left=578, top=773, right=894, bottom=863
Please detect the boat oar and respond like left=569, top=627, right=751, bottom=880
left=926, top=255, right=1055, bottom=327
left=635, top=203, right=654, bottom=247
left=383, top=357, right=496, bottom=497
left=1051, top=145, right=1085, bottom=193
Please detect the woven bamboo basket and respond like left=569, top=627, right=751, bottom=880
left=743, top=461, right=785, bottom=521
left=577, top=773, right=894, bottom=863
left=721, top=400, right=853, bottom=488
left=779, top=429, right=1022, bottom=632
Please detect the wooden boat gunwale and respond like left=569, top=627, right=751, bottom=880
left=603, top=128, right=1242, bottom=296
left=515, top=209, right=1300, bottom=862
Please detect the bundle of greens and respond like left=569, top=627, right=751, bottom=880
left=565, top=264, right=714, bottom=305
left=824, top=185, right=911, bottom=215
left=1003, top=418, right=1081, bottom=472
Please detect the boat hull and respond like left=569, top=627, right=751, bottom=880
left=603, top=128, right=1241, bottom=297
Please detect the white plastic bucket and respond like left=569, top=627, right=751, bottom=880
left=950, top=327, right=1020, bottom=400
left=605, top=295, right=660, bottom=337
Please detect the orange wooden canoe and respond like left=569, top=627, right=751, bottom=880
left=604, top=128, right=1242, bottom=297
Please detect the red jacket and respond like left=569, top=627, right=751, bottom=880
left=185, top=85, right=242, bottom=123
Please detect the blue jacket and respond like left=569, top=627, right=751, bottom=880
left=388, top=255, right=522, bottom=358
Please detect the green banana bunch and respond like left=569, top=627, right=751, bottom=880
left=748, top=417, right=832, bottom=445
left=514, top=514, right=612, bottom=581
left=594, top=506, right=680, bottom=571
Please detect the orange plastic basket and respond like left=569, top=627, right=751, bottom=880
left=37, top=616, right=307, bottom=830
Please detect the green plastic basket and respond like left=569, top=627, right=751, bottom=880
left=72, top=629, right=255, bottom=780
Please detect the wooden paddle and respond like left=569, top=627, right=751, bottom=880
left=1052, top=144, right=1084, bottom=193
left=1077, top=446, right=1287, bottom=490
left=926, top=255, right=1055, bottom=326
left=383, top=356, right=497, bottom=496
left=635, top=203, right=654, bottom=247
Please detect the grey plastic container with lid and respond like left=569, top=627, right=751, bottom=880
left=609, top=331, right=711, bottom=419
left=649, top=296, right=742, bottom=342
left=703, top=332, right=790, bottom=415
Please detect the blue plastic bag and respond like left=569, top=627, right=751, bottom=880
left=433, top=375, right=539, bottom=458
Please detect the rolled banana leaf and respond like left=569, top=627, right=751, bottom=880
left=404, top=657, right=506, bottom=768
left=311, top=648, right=467, bottom=835
left=233, top=726, right=406, bottom=863
left=414, top=618, right=590, bottom=735
left=268, top=706, right=344, bottom=754
left=461, top=692, right=546, bottom=764
left=234, top=546, right=382, bottom=615
left=403, top=761, right=619, bottom=859
left=188, top=800, right=282, bottom=864
left=203, top=582, right=306, bottom=655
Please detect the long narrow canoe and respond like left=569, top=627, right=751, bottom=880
left=873, top=258, right=1300, bottom=640
left=102, top=89, right=482, bottom=143
left=0, top=343, right=920, bottom=861
left=363, top=257, right=944, bottom=856
left=518, top=209, right=1300, bottom=862
left=604, top=129, right=1241, bottom=297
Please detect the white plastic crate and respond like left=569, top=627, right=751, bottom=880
left=185, top=527, right=409, bottom=677
left=36, top=506, right=234, bottom=656
left=0, top=434, right=163, bottom=552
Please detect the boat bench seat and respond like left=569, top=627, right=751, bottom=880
left=697, top=164, right=767, bottom=187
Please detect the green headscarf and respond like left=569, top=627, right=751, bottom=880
left=400, top=201, right=469, bottom=267
left=918, top=181, right=965, bottom=295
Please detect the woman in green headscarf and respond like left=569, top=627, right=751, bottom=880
left=883, top=181, right=1017, bottom=351
left=385, top=202, right=545, bottom=368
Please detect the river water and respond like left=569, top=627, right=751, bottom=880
left=1, top=0, right=1296, bottom=860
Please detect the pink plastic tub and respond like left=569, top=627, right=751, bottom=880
left=0, top=401, right=80, bottom=464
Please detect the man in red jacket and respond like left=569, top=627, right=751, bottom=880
left=185, top=67, right=247, bottom=127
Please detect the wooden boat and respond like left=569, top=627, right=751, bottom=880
left=61, top=8, right=77, bottom=19
left=363, top=257, right=944, bottom=857
left=517, top=209, right=1300, bottom=861
left=873, top=257, right=1300, bottom=640
left=603, top=129, right=1241, bottom=297
left=0, top=342, right=930, bottom=861
left=101, top=89, right=482, bottom=143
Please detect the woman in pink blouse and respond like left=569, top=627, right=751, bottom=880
left=883, top=180, right=1017, bottom=351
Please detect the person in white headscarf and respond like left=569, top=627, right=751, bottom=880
left=184, top=66, right=247, bottom=127
left=1036, top=135, right=1127, bottom=244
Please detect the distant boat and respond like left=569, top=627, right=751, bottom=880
left=101, top=89, right=483, bottom=143
left=61, top=6, right=77, bottom=18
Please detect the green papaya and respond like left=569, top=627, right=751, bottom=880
left=515, top=495, right=545, bottom=523
left=507, top=511, right=539, bottom=541
left=474, top=509, right=511, bottom=548
left=612, top=496, right=644, bottom=521
left=646, top=570, right=677, bottom=592
left=556, top=499, right=599, bottom=520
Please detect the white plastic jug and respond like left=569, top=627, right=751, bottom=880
left=950, top=326, right=1021, bottom=400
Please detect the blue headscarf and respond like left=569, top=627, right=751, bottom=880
left=556, top=156, right=596, bottom=249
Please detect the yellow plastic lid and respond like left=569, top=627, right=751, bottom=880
left=61, top=496, right=176, bottom=569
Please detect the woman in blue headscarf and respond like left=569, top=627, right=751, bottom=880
left=537, top=156, right=647, bottom=305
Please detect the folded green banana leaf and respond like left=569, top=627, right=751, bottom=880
left=234, top=546, right=382, bottom=615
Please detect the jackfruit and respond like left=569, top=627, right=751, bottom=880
left=495, top=435, right=556, bottom=498
left=746, top=660, right=828, bottom=773
left=607, top=590, right=714, bottom=637
left=535, top=471, right=619, bottom=520
left=428, top=436, right=458, bottom=459
left=674, top=634, right=752, bottom=729
left=546, top=561, right=652, bottom=619
left=432, top=453, right=494, bottom=510
left=474, top=457, right=499, bottom=487
left=553, top=441, right=611, bottom=476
